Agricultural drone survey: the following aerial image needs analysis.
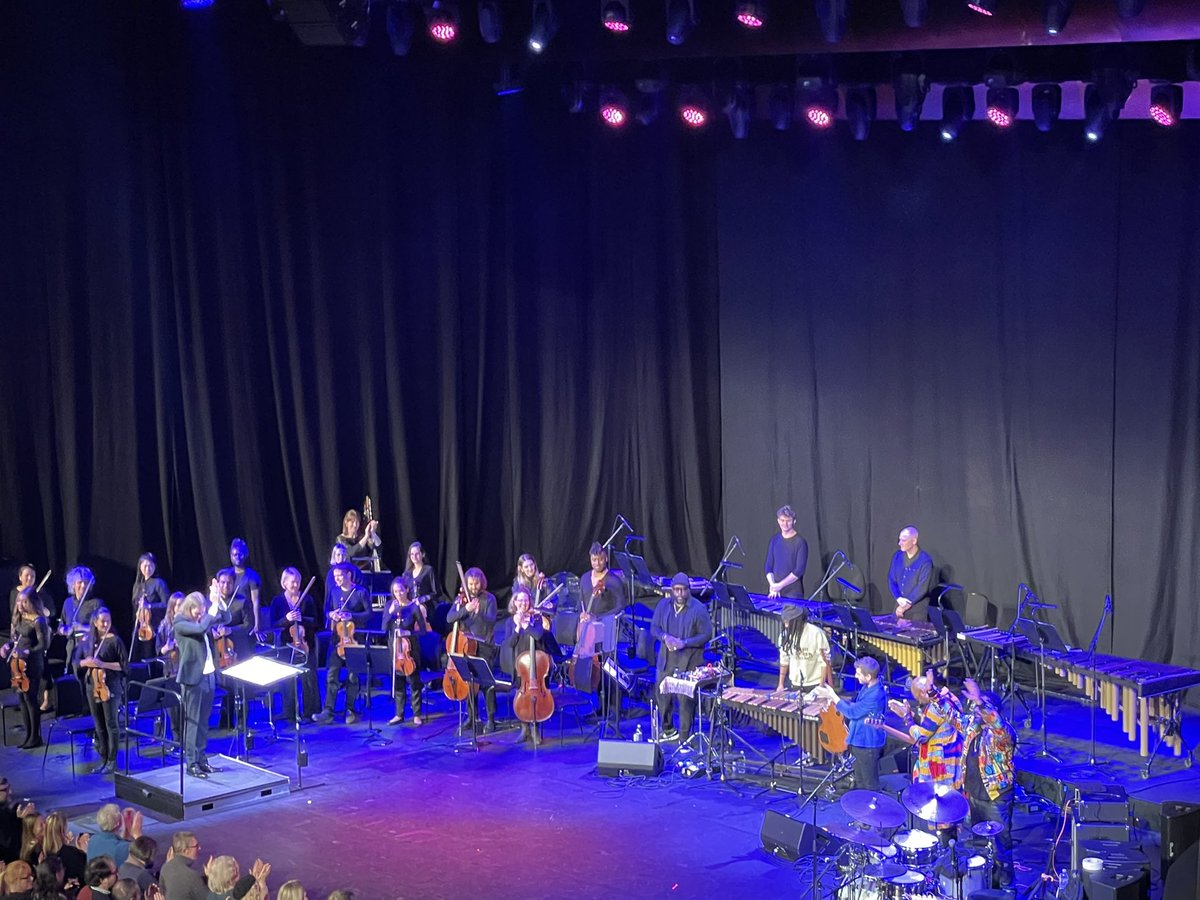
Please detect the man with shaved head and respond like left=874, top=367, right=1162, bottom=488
left=888, top=525, right=933, bottom=622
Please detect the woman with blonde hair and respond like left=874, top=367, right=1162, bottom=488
left=276, top=880, right=307, bottom=900
left=1, top=860, right=35, bottom=895
left=40, top=811, right=86, bottom=884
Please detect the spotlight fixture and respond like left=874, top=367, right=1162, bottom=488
left=769, top=82, right=794, bottom=131
left=1043, top=0, right=1071, bottom=35
left=893, top=66, right=929, bottom=132
left=1116, top=0, right=1144, bottom=17
left=602, top=1, right=632, bottom=33
left=529, top=0, right=559, bottom=53
left=845, top=86, right=876, bottom=141
left=385, top=1, right=416, bottom=55
left=940, top=85, right=975, bottom=142
left=985, top=86, right=1018, bottom=128
left=1031, top=83, right=1061, bottom=132
left=966, top=0, right=997, bottom=15
left=635, top=81, right=665, bottom=125
left=801, top=83, right=838, bottom=130
left=815, top=0, right=848, bottom=44
left=1083, top=84, right=1109, bottom=143
left=1149, top=83, right=1182, bottom=127
left=562, top=80, right=589, bottom=114
left=478, top=0, right=502, bottom=43
left=735, top=1, right=766, bottom=29
left=899, top=0, right=927, bottom=27
left=724, top=82, right=754, bottom=139
left=666, top=0, right=697, bottom=46
left=599, top=87, right=629, bottom=128
left=678, top=86, right=709, bottom=128
left=1084, top=66, right=1135, bottom=142
left=426, top=1, right=459, bottom=43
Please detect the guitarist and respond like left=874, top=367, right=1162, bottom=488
left=815, top=657, right=886, bottom=790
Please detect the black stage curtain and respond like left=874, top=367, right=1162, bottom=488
left=717, top=125, right=1200, bottom=669
left=0, top=2, right=724, bottom=624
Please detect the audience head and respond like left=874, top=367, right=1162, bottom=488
left=327, top=892, right=355, bottom=900
left=112, top=878, right=142, bottom=900
left=207, top=856, right=240, bottom=893
left=128, top=835, right=157, bottom=866
left=96, top=803, right=122, bottom=834
left=277, top=881, right=308, bottom=900
left=171, top=831, right=200, bottom=861
left=2, top=860, right=35, bottom=895
left=84, top=856, right=117, bottom=890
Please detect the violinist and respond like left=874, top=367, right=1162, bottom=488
left=175, top=586, right=232, bottom=778
left=579, top=543, right=625, bottom=620
left=501, top=586, right=547, bottom=747
left=650, top=573, right=713, bottom=749
left=445, top=567, right=498, bottom=733
left=513, top=554, right=551, bottom=610
left=269, top=568, right=320, bottom=722
left=324, top=543, right=356, bottom=611
left=61, top=567, right=101, bottom=673
left=79, top=608, right=127, bottom=775
left=1, top=588, right=49, bottom=749
left=384, top=577, right=426, bottom=727
left=312, top=563, right=371, bottom=725
left=336, top=508, right=380, bottom=568
left=11, top=566, right=56, bottom=715
left=130, top=553, right=169, bottom=663
left=405, top=542, right=443, bottom=632
left=228, top=538, right=265, bottom=638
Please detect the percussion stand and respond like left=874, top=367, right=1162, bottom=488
left=797, top=762, right=849, bottom=900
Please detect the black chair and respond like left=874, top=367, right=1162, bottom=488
left=42, top=675, right=95, bottom=781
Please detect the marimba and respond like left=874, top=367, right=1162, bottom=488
left=719, top=685, right=833, bottom=763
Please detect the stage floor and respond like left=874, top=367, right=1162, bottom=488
left=4, top=685, right=1196, bottom=899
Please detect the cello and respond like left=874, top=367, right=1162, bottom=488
left=567, top=573, right=605, bottom=691
left=442, top=562, right=476, bottom=702
left=514, top=628, right=554, bottom=726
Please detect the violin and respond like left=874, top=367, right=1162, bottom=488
left=10, top=656, right=29, bottom=694
left=137, top=600, right=155, bottom=642
left=288, top=577, right=318, bottom=651
left=514, top=629, right=554, bottom=725
left=393, top=624, right=415, bottom=677
left=332, top=587, right=358, bottom=659
left=442, top=562, right=475, bottom=702
left=90, top=634, right=112, bottom=702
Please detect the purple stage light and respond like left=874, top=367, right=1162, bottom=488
left=806, top=107, right=833, bottom=129
left=680, top=105, right=707, bottom=128
left=601, top=105, right=627, bottom=127
left=429, top=20, right=457, bottom=43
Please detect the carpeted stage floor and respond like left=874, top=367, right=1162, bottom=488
left=4, top=684, right=1197, bottom=899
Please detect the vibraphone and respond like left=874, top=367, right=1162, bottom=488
left=719, top=685, right=832, bottom=763
left=714, top=592, right=832, bottom=646
left=826, top=615, right=947, bottom=677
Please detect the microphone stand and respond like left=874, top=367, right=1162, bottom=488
left=796, top=755, right=851, bottom=900
left=601, top=516, right=631, bottom=553
left=1085, top=597, right=1111, bottom=767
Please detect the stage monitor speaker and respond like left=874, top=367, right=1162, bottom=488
left=271, top=0, right=370, bottom=46
left=1072, top=821, right=1131, bottom=871
left=760, top=810, right=819, bottom=862
left=1161, top=801, right=1200, bottom=878
left=596, top=740, right=662, bottom=777
left=1162, top=838, right=1199, bottom=900
left=1083, top=868, right=1148, bottom=900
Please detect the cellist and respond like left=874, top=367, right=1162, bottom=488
left=384, top=577, right=427, bottom=727
left=502, top=586, right=547, bottom=747
left=1, top=588, right=49, bottom=749
left=445, top=567, right=498, bottom=733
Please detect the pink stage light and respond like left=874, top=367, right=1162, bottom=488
left=986, top=106, right=1013, bottom=128
left=600, top=104, right=627, bottom=127
left=966, top=3, right=994, bottom=14
left=736, top=13, right=763, bottom=28
left=603, top=19, right=629, bottom=33
left=429, top=20, right=457, bottom=43
left=806, top=107, right=833, bottom=129
left=680, top=105, right=707, bottom=128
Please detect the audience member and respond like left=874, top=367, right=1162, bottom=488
left=41, top=814, right=86, bottom=885
left=159, top=833, right=206, bottom=900
left=78, top=855, right=118, bottom=899
left=116, top=837, right=157, bottom=895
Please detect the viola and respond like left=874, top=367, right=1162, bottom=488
left=10, top=656, right=29, bottom=694
left=514, top=628, right=554, bottom=725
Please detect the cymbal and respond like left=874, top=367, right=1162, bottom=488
left=889, top=870, right=928, bottom=886
left=972, top=820, right=1004, bottom=837
left=822, top=822, right=892, bottom=850
left=840, top=789, right=908, bottom=829
left=862, top=862, right=906, bottom=880
left=901, top=781, right=969, bottom=825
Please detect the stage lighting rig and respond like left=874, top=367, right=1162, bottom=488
left=666, top=0, right=697, bottom=46
left=892, top=60, right=928, bottom=132
left=478, top=0, right=502, bottom=43
left=602, top=1, right=632, bottom=33
left=985, top=86, right=1018, bottom=128
left=529, top=0, right=559, bottom=53
left=1083, top=67, right=1135, bottom=142
left=735, top=1, right=767, bottom=30
left=800, top=81, right=838, bottom=130
left=845, top=86, right=875, bottom=141
left=1149, top=83, right=1182, bottom=127
left=385, top=1, right=416, bottom=55
left=425, top=1, right=459, bottom=44
left=494, top=65, right=524, bottom=96
left=599, top=87, right=629, bottom=127
left=966, top=0, right=998, bottom=15
left=940, top=85, right=975, bottom=142
left=1043, top=0, right=1071, bottom=35
left=815, top=0, right=848, bottom=44
left=899, top=0, right=927, bottom=27
left=724, top=82, right=754, bottom=138
left=1031, top=83, right=1061, bottom=132
left=769, top=82, right=794, bottom=131
left=678, top=86, right=710, bottom=128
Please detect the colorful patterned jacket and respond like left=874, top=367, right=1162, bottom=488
left=907, top=688, right=964, bottom=788
left=960, top=699, right=1017, bottom=800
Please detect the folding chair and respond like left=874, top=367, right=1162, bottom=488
left=42, top=675, right=95, bottom=780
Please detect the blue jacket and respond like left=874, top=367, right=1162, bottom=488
left=836, top=681, right=887, bottom=749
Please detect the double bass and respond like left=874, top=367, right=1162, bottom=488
left=442, top=562, right=476, bottom=702
left=514, top=628, right=554, bottom=725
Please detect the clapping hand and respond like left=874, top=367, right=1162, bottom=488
left=250, top=859, right=271, bottom=884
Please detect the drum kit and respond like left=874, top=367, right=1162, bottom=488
left=826, top=782, right=1003, bottom=900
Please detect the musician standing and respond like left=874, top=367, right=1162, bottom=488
left=405, top=542, right=442, bottom=626
left=889, top=526, right=934, bottom=622
left=79, top=608, right=127, bottom=775
left=513, top=553, right=553, bottom=610
left=775, top=606, right=831, bottom=694
left=384, top=577, right=426, bottom=727
left=9, top=566, right=56, bottom=626
left=502, top=586, right=547, bottom=747
left=61, top=567, right=101, bottom=672
left=890, top=672, right=964, bottom=843
left=2, top=588, right=48, bottom=749
left=228, top=538, right=264, bottom=638
left=313, top=563, right=371, bottom=725
left=817, top=657, right=886, bottom=789
left=269, top=568, right=320, bottom=723
left=579, top=543, right=625, bottom=715
left=175, top=587, right=231, bottom=778
left=765, top=505, right=808, bottom=599
left=651, top=573, right=713, bottom=747
left=337, top=508, right=381, bottom=567
left=130, top=553, right=169, bottom=663
left=446, top=567, right=499, bottom=733
left=960, top=678, right=1016, bottom=889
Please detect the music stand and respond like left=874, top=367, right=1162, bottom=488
left=1015, top=618, right=1063, bottom=762
left=220, top=655, right=305, bottom=778
left=343, top=640, right=392, bottom=747
left=449, top=654, right=510, bottom=751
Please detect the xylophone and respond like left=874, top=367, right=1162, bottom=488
left=825, top=615, right=947, bottom=677
left=714, top=591, right=832, bottom=646
left=719, top=685, right=835, bottom=763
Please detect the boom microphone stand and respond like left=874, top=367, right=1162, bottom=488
left=1085, top=596, right=1112, bottom=767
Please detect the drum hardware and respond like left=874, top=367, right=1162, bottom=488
left=901, top=781, right=970, bottom=826
left=840, top=789, right=908, bottom=829
left=971, top=820, right=1004, bottom=837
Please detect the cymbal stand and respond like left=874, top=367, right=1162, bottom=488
left=797, top=760, right=847, bottom=900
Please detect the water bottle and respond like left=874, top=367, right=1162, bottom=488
left=633, top=724, right=644, bottom=743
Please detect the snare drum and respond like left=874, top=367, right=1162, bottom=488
left=835, top=876, right=884, bottom=900
left=893, top=829, right=939, bottom=867
left=938, top=854, right=990, bottom=898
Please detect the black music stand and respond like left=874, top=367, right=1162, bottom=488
left=1015, top=618, right=1065, bottom=762
left=449, top=653, right=510, bottom=751
left=342, top=640, right=391, bottom=747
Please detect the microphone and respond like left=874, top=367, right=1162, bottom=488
left=732, top=535, right=746, bottom=556
left=1105, top=594, right=1113, bottom=611
left=617, top=514, right=633, bottom=532
left=835, top=577, right=862, bottom=595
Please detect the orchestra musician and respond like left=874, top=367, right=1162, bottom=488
left=579, top=543, right=625, bottom=620
left=650, top=573, right=713, bottom=748
left=174, top=587, right=232, bottom=778
left=889, top=525, right=934, bottom=622
left=384, top=576, right=427, bottom=727
left=79, top=608, right=127, bottom=775
left=269, top=568, right=320, bottom=723
left=815, top=657, right=886, bottom=790
left=130, top=553, right=170, bottom=663
left=775, top=606, right=831, bottom=694
left=61, top=566, right=102, bottom=673
left=765, top=505, right=809, bottom=599
left=156, top=592, right=184, bottom=746
left=312, top=563, right=371, bottom=725
left=337, top=508, right=380, bottom=568
left=513, top=554, right=551, bottom=609
left=228, top=538, right=265, bottom=638
left=501, top=586, right=547, bottom=747
left=959, top=678, right=1016, bottom=890
left=889, top=672, right=964, bottom=840
left=1, top=588, right=49, bottom=749
left=11, top=566, right=56, bottom=715
left=445, top=566, right=498, bottom=733
left=404, top=541, right=443, bottom=629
